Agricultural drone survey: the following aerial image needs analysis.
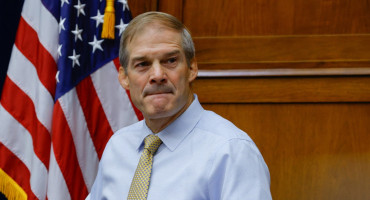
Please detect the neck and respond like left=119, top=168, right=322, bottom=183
left=145, top=94, right=194, bottom=133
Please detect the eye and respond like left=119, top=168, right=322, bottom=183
left=136, top=61, right=149, bottom=68
left=163, top=57, right=178, bottom=67
left=167, top=57, right=177, bottom=64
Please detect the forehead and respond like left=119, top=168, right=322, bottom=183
left=127, top=24, right=183, bottom=58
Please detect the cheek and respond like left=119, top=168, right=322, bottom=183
left=127, top=78, right=146, bottom=102
left=128, top=76, right=146, bottom=91
left=175, top=74, right=189, bottom=91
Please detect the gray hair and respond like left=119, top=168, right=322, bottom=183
left=119, top=11, right=195, bottom=72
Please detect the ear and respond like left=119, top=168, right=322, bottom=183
left=188, top=58, right=198, bottom=83
left=118, top=66, right=130, bottom=90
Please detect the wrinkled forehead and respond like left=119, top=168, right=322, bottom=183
left=130, top=22, right=181, bottom=42
left=127, top=23, right=183, bottom=53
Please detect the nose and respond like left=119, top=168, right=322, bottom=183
left=150, top=62, right=167, bottom=84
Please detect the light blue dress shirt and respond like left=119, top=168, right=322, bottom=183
left=87, top=95, right=272, bottom=200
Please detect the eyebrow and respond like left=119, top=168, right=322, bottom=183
left=131, top=56, right=147, bottom=64
left=163, top=50, right=181, bottom=58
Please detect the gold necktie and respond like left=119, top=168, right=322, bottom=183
left=127, top=134, right=162, bottom=200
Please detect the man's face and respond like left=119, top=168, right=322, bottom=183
left=119, top=24, right=198, bottom=121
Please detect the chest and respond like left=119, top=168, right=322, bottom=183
left=147, top=151, right=212, bottom=200
left=104, top=145, right=214, bottom=200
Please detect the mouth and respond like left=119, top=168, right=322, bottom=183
left=143, top=86, right=173, bottom=97
left=146, top=92, right=172, bottom=98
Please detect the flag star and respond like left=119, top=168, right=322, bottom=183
left=59, top=17, right=66, bottom=33
left=68, top=50, right=80, bottom=67
left=118, top=0, right=129, bottom=10
left=118, top=0, right=127, bottom=4
left=115, top=19, right=128, bottom=36
left=74, top=0, right=86, bottom=17
left=91, top=10, right=104, bottom=28
left=58, top=44, right=63, bottom=57
left=56, top=71, right=60, bottom=83
left=61, top=0, right=69, bottom=7
left=89, top=36, right=104, bottom=53
left=71, top=24, right=83, bottom=42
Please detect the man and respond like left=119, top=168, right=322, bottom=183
left=87, top=11, right=271, bottom=200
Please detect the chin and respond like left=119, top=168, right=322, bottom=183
left=144, top=106, right=178, bottom=120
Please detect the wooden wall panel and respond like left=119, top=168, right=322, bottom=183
left=128, top=0, right=157, bottom=17
left=202, top=103, right=370, bottom=200
left=182, top=0, right=370, bottom=36
left=153, top=0, right=370, bottom=71
left=158, top=0, right=183, bottom=21
left=193, top=75, right=370, bottom=199
left=128, top=0, right=183, bottom=19
left=194, top=35, right=370, bottom=70
left=193, top=76, right=370, bottom=103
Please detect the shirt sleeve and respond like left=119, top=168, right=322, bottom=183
left=207, top=139, right=272, bottom=200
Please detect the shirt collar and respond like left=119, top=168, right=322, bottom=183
left=131, top=121, right=153, bottom=152
left=137, top=94, right=204, bottom=152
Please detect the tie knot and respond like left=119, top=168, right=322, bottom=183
left=144, top=135, right=162, bottom=155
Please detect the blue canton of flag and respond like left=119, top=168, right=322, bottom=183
left=56, top=0, right=131, bottom=100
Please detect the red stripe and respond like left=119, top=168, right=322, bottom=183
left=75, top=76, right=113, bottom=159
left=0, top=143, right=38, bottom=199
left=125, top=89, right=144, bottom=121
left=15, top=17, right=57, bottom=98
left=113, top=57, right=144, bottom=121
left=51, top=102, right=88, bottom=200
left=0, top=76, right=51, bottom=168
left=113, top=57, right=121, bottom=71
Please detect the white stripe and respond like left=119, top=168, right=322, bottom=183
left=58, top=89, right=100, bottom=191
left=21, top=0, right=59, bottom=61
left=7, top=46, right=54, bottom=133
left=0, top=104, right=48, bottom=200
left=47, top=146, right=71, bottom=200
left=91, top=61, right=139, bottom=132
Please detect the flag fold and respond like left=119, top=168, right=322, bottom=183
left=0, top=0, right=141, bottom=199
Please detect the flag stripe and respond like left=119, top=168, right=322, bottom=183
left=22, top=0, right=59, bottom=61
left=0, top=77, right=50, bottom=168
left=125, top=89, right=143, bottom=121
left=47, top=147, right=71, bottom=200
left=91, top=61, right=139, bottom=132
left=15, top=17, right=57, bottom=98
left=51, top=101, right=89, bottom=199
left=113, top=57, right=121, bottom=71
left=0, top=143, right=37, bottom=200
left=58, top=89, right=99, bottom=190
left=76, top=76, right=114, bottom=159
left=0, top=104, right=48, bottom=199
left=47, top=147, right=72, bottom=200
left=112, top=58, right=144, bottom=121
left=7, top=46, right=54, bottom=132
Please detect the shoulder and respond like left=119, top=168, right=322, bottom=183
left=197, top=111, right=271, bottom=198
left=192, top=109, right=265, bottom=158
left=196, top=110, right=253, bottom=142
left=199, top=109, right=271, bottom=161
left=111, top=120, right=143, bottom=139
left=101, top=120, right=144, bottom=156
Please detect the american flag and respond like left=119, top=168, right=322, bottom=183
left=0, top=0, right=142, bottom=199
